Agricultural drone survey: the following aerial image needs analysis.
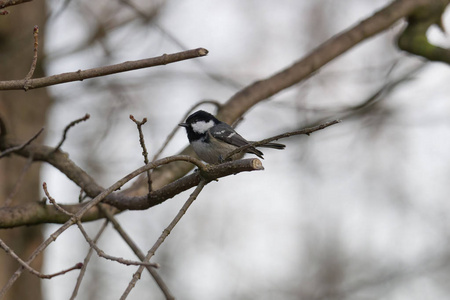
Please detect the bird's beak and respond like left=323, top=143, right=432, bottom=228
left=178, top=122, right=188, bottom=128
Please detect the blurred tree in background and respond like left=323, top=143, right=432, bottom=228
left=0, top=1, right=50, bottom=300
left=1, top=0, right=450, bottom=299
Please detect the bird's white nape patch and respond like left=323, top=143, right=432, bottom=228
left=191, top=120, right=215, bottom=134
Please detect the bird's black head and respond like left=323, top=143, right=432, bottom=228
left=179, top=110, right=220, bottom=142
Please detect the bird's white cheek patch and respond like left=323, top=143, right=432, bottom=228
left=191, top=120, right=215, bottom=134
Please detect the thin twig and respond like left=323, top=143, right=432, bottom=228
left=53, top=113, right=90, bottom=152
left=120, top=179, right=207, bottom=300
left=0, top=127, right=43, bottom=159
left=223, top=119, right=341, bottom=161
left=24, top=25, right=39, bottom=86
left=152, top=99, right=222, bottom=162
left=130, top=115, right=152, bottom=192
left=43, top=182, right=74, bottom=216
left=0, top=238, right=82, bottom=279
left=150, top=179, right=207, bottom=257
left=70, top=219, right=109, bottom=300
left=97, top=204, right=175, bottom=299
left=0, top=48, right=208, bottom=91
left=76, top=220, right=159, bottom=267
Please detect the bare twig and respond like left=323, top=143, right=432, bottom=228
left=43, top=182, right=74, bottom=216
left=53, top=113, right=90, bottom=152
left=0, top=127, right=43, bottom=159
left=0, top=238, right=82, bottom=279
left=76, top=220, right=159, bottom=267
left=24, top=25, right=39, bottom=88
left=152, top=99, right=222, bottom=162
left=130, top=115, right=152, bottom=192
left=149, top=179, right=207, bottom=257
left=41, top=263, right=83, bottom=279
left=97, top=204, right=175, bottom=299
left=120, top=179, right=207, bottom=300
left=0, top=48, right=208, bottom=91
left=223, top=119, right=341, bottom=161
left=70, top=219, right=109, bottom=300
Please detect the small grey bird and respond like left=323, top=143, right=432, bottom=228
left=179, top=110, right=285, bottom=164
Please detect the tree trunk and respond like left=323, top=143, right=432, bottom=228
left=0, top=2, right=51, bottom=300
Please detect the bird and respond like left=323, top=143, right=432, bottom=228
left=179, top=110, right=285, bottom=164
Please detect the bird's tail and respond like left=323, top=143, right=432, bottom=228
left=258, top=142, right=286, bottom=150
left=245, top=142, right=286, bottom=160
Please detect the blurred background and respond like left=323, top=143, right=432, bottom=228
left=3, top=0, right=450, bottom=299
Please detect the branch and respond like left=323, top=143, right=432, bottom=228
left=130, top=115, right=152, bottom=192
left=0, top=238, right=82, bottom=279
left=0, top=157, right=263, bottom=228
left=0, top=135, right=105, bottom=198
left=97, top=204, right=175, bottom=299
left=0, top=48, right=208, bottom=91
left=53, top=113, right=90, bottom=152
left=121, top=179, right=207, bottom=299
left=70, top=219, right=108, bottom=300
left=0, top=127, right=43, bottom=159
left=76, top=221, right=159, bottom=267
left=223, top=120, right=341, bottom=161
left=23, top=25, right=39, bottom=85
left=219, top=0, right=438, bottom=123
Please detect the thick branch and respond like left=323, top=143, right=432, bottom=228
left=0, top=137, right=104, bottom=197
left=219, top=0, right=441, bottom=123
left=0, top=48, right=208, bottom=90
left=0, top=158, right=263, bottom=228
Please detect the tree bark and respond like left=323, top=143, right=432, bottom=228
left=0, top=2, right=51, bottom=300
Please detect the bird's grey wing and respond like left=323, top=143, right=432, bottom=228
left=210, top=123, right=249, bottom=147
left=210, top=123, right=264, bottom=159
